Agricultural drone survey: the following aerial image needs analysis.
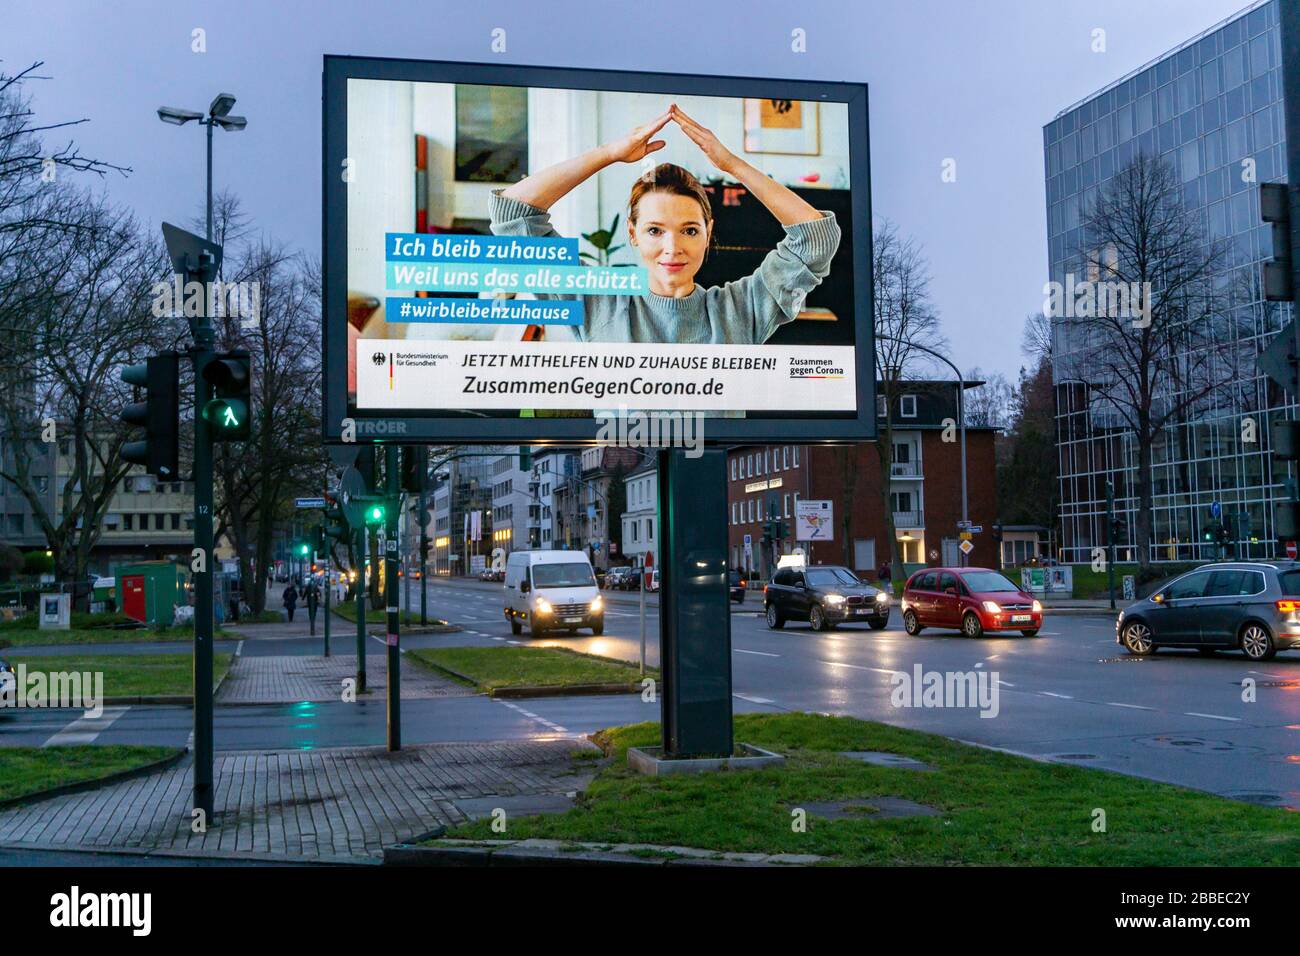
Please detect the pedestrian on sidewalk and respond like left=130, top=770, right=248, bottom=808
left=282, top=582, right=299, bottom=623
left=305, top=579, right=320, bottom=635
left=878, top=561, right=892, bottom=590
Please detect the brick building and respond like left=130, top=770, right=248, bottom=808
left=727, top=382, right=999, bottom=581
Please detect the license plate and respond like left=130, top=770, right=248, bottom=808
left=564, top=617, right=583, bottom=624
left=1011, top=615, right=1031, bottom=623
left=855, top=609, right=872, bottom=615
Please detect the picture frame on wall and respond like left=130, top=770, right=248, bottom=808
left=742, top=98, right=820, bottom=155
left=454, top=83, right=529, bottom=182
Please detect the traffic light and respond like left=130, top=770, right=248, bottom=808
left=518, top=446, right=532, bottom=472
left=1110, top=516, right=1126, bottom=543
left=1260, top=183, right=1294, bottom=302
left=1203, top=521, right=1221, bottom=543
left=363, top=500, right=386, bottom=526
left=312, top=525, right=326, bottom=555
left=401, top=445, right=427, bottom=493
left=201, top=351, right=251, bottom=441
left=1273, top=420, right=1300, bottom=539
left=120, top=354, right=180, bottom=479
left=324, top=502, right=349, bottom=543
left=297, top=541, right=310, bottom=558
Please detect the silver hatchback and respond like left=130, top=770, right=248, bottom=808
left=1116, top=561, right=1300, bottom=661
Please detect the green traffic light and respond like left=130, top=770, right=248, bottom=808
left=299, top=544, right=309, bottom=556
left=368, top=505, right=385, bottom=524
left=202, top=398, right=247, bottom=433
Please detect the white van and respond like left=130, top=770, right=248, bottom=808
left=503, top=550, right=603, bottom=637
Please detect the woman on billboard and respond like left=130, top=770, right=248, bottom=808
left=490, top=104, right=840, bottom=345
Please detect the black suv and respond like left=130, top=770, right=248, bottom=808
left=765, top=565, right=891, bottom=631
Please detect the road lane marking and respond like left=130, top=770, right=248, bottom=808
left=1107, top=702, right=1154, bottom=710
left=492, top=637, right=505, bottom=641
left=734, top=694, right=775, bottom=704
left=494, top=699, right=570, bottom=735
left=1184, top=712, right=1241, bottom=722
left=996, top=680, right=1015, bottom=687
left=44, top=706, right=130, bottom=747
left=819, top=660, right=899, bottom=676
left=1041, top=692, right=1073, bottom=699
left=734, top=648, right=780, bottom=658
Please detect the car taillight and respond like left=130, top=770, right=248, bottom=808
left=740, top=580, right=747, bottom=588
left=1276, top=599, right=1300, bottom=613
left=762, top=584, right=767, bottom=596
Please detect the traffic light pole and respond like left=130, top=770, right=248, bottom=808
left=385, top=445, right=401, bottom=751
left=191, top=305, right=215, bottom=820
left=355, top=528, right=366, bottom=693
left=322, top=554, right=331, bottom=657
left=419, top=484, right=428, bottom=626
left=1105, top=480, right=1116, bottom=612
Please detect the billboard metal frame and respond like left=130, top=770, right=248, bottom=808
left=322, top=54, right=874, bottom=445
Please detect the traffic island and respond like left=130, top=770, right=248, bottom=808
left=0, top=746, right=183, bottom=809
left=407, top=645, right=657, bottom=697
left=627, top=743, right=785, bottom=776
left=429, top=712, right=1300, bottom=866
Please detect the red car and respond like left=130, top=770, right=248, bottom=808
left=901, top=567, right=1043, bottom=638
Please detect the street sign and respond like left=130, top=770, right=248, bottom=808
left=1210, top=500, right=1222, bottom=519
left=959, top=531, right=973, bottom=541
left=958, top=539, right=974, bottom=555
left=795, top=500, right=833, bottom=541
left=295, top=497, right=327, bottom=509
left=1257, top=321, right=1298, bottom=393
left=966, top=525, right=983, bottom=534
left=1122, top=575, right=1136, bottom=601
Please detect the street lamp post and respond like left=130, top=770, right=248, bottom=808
left=156, top=93, right=246, bottom=820
left=876, top=335, right=969, bottom=565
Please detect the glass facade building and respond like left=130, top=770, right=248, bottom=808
left=1044, top=0, right=1293, bottom=564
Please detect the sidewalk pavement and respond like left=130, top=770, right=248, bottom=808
left=218, top=616, right=473, bottom=704
left=0, top=739, right=599, bottom=863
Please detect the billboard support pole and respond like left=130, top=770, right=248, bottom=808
left=659, top=448, right=732, bottom=757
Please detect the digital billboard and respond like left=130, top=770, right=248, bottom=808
left=322, top=55, right=873, bottom=443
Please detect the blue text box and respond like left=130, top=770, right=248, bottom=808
left=386, top=262, right=649, bottom=296
left=385, top=296, right=583, bottom=326
left=385, top=232, right=580, bottom=265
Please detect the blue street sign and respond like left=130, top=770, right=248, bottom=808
left=1210, top=501, right=1221, bottom=519
left=296, top=497, right=327, bottom=509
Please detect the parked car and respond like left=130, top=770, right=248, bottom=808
left=901, top=567, right=1042, bottom=637
left=1117, top=561, right=1300, bottom=661
left=647, top=568, right=660, bottom=593
left=605, top=566, right=632, bottom=590
left=764, top=565, right=890, bottom=631
left=503, top=549, right=603, bottom=637
left=729, top=570, right=747, bottom=603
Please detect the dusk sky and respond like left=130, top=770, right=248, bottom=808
left=5, top=0, right=1251, bottom=382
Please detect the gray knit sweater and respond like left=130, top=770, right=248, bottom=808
left=488, top=189, right=841, bottom=344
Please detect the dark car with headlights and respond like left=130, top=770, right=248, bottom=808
left=1117, top=561, right=1300, bottom=661
left=729, top=570, right=747, bottom=603
left=764, top=565, right=890, bottom=631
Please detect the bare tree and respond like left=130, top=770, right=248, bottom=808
left=204, top=195, right=329, bottom=614
left=1064, top=152, right=1230, bottom=575
left=848, top=219, right=945, bottom=577
left=0, top=200, right=168, bottom=601
left=963, top=368, right=1016, bottom=429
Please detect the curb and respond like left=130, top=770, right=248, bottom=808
left=366, top=624, right=462, bottom=636
left=410, top=659, right=647, bottom=699
left=1044, top=608, right=1124, bottom=617
left=383, top=839, right=819, bottom=867
left=0, top=746, right=188, bottom=812
left=0, top=840, right=378, bottom=867
left=490, top=682, right=640, bottom=699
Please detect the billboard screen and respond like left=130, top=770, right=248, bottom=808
left=323, top=55, right=873, bottom=443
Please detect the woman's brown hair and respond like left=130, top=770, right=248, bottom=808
left=627, top=163, right=713, bottom=227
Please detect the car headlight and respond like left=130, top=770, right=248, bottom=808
left=534, top=598, right=552, bottom=614
left=1032, top=600, right=1042, bottom=613
left=982, top=601, right=1002, bottom=613
left=824, top=594, right=845, bottom=605
left=590, top=595, right=602, bottom=612
left=875, top=591, right=890, bottom=603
